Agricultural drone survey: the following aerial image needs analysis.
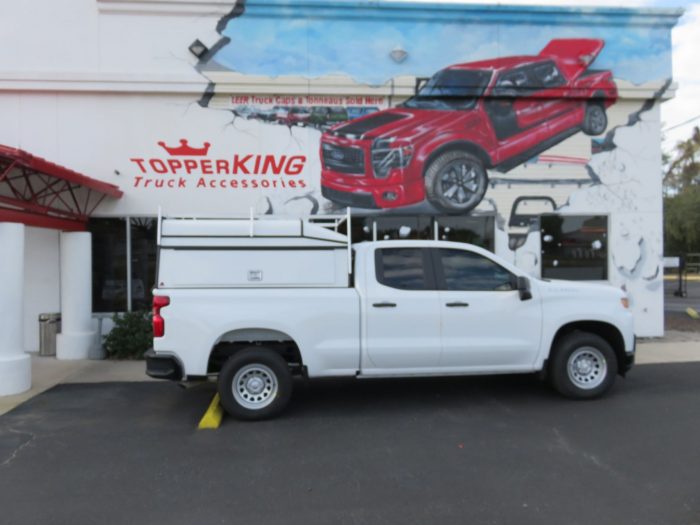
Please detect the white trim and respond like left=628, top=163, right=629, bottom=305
left=97, top=0, right=233, bottom=16
left=0, top=72, right=207, bottom=94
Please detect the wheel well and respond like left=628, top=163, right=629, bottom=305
left=551, top=321, right=626, bottom=375
left=589, top=91, right=606, bottom=106
left=207, top=329, right=304, bottom=375
left=424, top=141, right=492, bottom=173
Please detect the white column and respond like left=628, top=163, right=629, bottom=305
left=0, top=223, right=31, bottom=396
left=56, top=231, right=96, bottom=360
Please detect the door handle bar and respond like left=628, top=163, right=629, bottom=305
left=373, top=302, right=397, bottom=308
left=446, top=302, right=469, bottom=307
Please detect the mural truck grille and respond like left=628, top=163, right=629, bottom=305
left=322, top=144, right=365, bottom=175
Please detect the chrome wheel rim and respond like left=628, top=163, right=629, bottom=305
left=438, top=160, right=482, bottom=207
left=233, top=364, right=278, bottom=410
left=567, top=347, right=607, bottom=390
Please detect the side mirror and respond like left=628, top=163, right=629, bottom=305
left=516, top=276, right=532, bottom=301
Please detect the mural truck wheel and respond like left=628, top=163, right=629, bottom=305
left=424, top=151, right=488, bottom=213
left=582, top=103, right=608, bottom=136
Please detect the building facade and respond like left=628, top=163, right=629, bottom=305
left=0, top=0, right=682, bottom=392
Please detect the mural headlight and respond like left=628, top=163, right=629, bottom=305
left=371, top=138, right=413, bottom=179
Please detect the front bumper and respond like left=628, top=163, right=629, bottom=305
left=320, top=175, right=424, bottom=209
left=145, top=349, right=183, bottom=381
left=621, top=336, right=636, bottom=375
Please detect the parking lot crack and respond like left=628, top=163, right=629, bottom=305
left=552, top=427, right=625, bottom=480
left=0, top=428, right=36, bottom=468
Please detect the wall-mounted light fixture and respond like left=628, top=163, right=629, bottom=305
left=189, top=39, right=209, bottom=59
left=390, top=46, right=408, bottom=64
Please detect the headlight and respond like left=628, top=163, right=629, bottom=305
left=371, top=138, right=413, bottom=178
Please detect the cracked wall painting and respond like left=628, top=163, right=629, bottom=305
left=117, top=0, right=673, bottom=335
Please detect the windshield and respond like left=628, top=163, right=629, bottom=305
left=402, top=69, right=491, bottom=110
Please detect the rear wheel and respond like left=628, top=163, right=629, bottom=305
left=424, top=150, right=488, bottom=213
left=218, top=348, right=293, bottom=420
left=549, top=331, right=617, bottom=399
left=582, top=103, right=607, bottom=136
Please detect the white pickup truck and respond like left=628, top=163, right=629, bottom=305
left=146, top=213, right=635, bottom=420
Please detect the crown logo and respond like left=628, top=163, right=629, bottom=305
left=157, top=139, right=211, bottom=156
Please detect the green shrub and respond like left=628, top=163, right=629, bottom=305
left=103, top=310, right=152, bottom=360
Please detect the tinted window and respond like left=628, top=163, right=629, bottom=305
left=541, top=215, right=608, bottom=280
left=532, top=61, right=565, bottom=89
left=436, top=216, right=495, bottom=250
left=375, top=216, right=432, bottom=241
left=376, top=248, right=430, bottom=290
left=403, top=69, right=491, bottom=110
left=89, top=218, right=127, bottom=312
left=438, top=249, right=514, bottom=291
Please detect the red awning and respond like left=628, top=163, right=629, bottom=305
left=0, top=145, right=123, bottom=231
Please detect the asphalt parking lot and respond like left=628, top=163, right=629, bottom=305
left=1, top=364, right=700, bottom=525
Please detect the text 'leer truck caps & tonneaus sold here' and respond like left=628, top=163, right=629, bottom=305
left=146, top=212, right=635, bottom=420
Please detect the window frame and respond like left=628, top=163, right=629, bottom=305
left=430, top=248, right=517, bottom=292
left=374, top=247, right=437, bottom=291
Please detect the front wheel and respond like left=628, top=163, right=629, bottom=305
left=549, top=332, right=618, bottom=399
left=218, top=348, right=293, bottom=420
left=582, top=103, right=608, bottom=136
left=424, top=150, right=488, bottom=213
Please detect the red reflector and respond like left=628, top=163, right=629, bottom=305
left=153, top=295, right=170, bottom=338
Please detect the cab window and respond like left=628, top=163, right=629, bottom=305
left=436, top=249, right=514, bottom=291
left=375, top=248, right=434, bottom=290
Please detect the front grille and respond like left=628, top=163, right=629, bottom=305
left=322, top=144, right=365, bottom=175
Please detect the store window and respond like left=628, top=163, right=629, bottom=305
left=436, top=216, right=494, bottom=250
left=89, top=219, right=127, bottom=313
left=339, top=216, right=374, bottom=242
left=541, top=215, right=608, bottom=280
left=89, top=217, right=158, bottom=313
left=339, top=214, right=494, bottom=248
left=130, top=218, right=157, bottom=311
left=374, top=216, right=433, bottom=240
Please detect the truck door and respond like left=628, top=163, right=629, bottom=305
left=362, top=247, right=442, bottom=371
left=432, top=248, right=541, bottom=370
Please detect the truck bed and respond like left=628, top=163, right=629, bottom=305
left=154, top=287, right=362, bottom=378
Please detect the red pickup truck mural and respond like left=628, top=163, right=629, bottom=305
left=320, top=39, right=617, bottom=213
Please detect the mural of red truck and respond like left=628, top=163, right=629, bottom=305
left=320, top=39, right=617, bottom=213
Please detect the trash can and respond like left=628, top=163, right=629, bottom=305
left=38, top=313, right=61, bottom=356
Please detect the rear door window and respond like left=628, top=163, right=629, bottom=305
left=375, top=248, right=435, bottom=290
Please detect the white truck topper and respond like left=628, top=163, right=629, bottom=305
left=156, top=209, right=352, bottom=289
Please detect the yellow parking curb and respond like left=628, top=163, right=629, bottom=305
left=198, top=393, right=224, bottom=430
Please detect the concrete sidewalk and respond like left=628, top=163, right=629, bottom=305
left=1, top=334, right=700, bottom=416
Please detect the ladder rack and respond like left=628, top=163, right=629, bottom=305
left=156, top=207, right=353, bottom=275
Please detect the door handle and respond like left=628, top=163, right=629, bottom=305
left=445, top=302, right=469, bottom=307
left=373, top=302, right=397, bottom=308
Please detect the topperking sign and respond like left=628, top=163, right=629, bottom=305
left=129, top=139, right=309, bottom=191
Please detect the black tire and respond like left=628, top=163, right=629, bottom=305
left=424, top=150, right=488, bottom=213
left=218, top=347, right=293, bottom=420
left=582, top=103, right=607, bottom=136
left=549, top=331, right=618, bottom=399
